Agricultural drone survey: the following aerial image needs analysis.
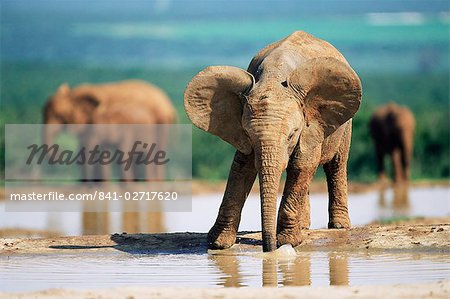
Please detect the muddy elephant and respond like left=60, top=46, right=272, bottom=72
left=184, top=31, right=362, bottom=252
left=369, top=103, right=415, bottom=184
left=43, top=80, right=177, bottom=181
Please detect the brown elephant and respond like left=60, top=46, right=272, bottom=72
left=369, top=103, right=415, bottom=184
left=43, top=80, right=177, bottom=181
left=45, top=80, right=176, bottom=125
left=184, top=31, right=362, bottom=252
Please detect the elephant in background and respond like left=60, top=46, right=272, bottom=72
left=43, top=80, right=177, bottom=181
left=45, top=80, right=176, bottom=126
left=44, top=80, right=174, bottom=236
left=185, top=31, right=362, bottom=252
left=369, top=103, right=415, bottom=184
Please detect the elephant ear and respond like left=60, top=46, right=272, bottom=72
left=56, top=83, right=70, bottom=96
left=288, top=57, right=362, bottom=152
left=71, top=89, right=103, bottom=123
left=184, top=66, right=255, bottom=154
left=76, top=93, right=101, bottom=114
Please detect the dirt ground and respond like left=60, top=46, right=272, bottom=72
left=1, top=219, right=449, bottom=255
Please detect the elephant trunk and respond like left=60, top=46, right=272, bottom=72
left=258, top=144, right=283, bottom=252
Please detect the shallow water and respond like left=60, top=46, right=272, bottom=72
left=0, top=250, right=449, bottom=291
left=1, top=187, right=449, bottom=292
left=0, top=187, right=449, bottom=236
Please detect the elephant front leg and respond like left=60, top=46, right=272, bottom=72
left=323, top=152, right=351, bottom=229
left=208, top=151, right=257, bottom=249
left=277, top=166, right=315, bottom=247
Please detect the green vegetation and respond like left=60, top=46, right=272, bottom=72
left=1, top=63, right=448, bottom=181
left=376, top=216, right=417, bottom=225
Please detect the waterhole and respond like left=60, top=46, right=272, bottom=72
left=0, top=250, right=448, bottom=291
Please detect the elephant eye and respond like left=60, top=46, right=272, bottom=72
left=288, top=129, right=298, bottom=140
left=288, top=132, right=295, bottom=140
left=281, top=81, right=288, bottom=88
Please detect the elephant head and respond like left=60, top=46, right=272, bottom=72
left=185, top=57, right=361, bottom=252
left=43, top=83, right=101, bottom=144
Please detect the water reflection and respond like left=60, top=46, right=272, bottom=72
left=209, top=254, right=243, bottom=287
left=82, top=211, right=166, bottom=235
left=83, top=212, right=110, bottom=235
left=121, top=201, right=166, bottom=234
left=328, top=252, right=349, bottom=286
left=82, top=200, right=110, bottom=235
left=279, top=255, right=311, bottom=286
left=378, top=183, right=410, bottom=218
left=392, top=185, right=410, bottom=212
left=211, top=251, right=350, bottom=287
left=1, top=250, right=448, bottom=291
left=262, top=257, right=278, bottom=287
left=82, top=200, right=166, bottom=235
left=1, top=187, right=448, bottom=236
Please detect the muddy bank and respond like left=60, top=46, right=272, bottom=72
left=1, top=281, right=448, bottom=299
left=0, top=228, right=61, bottom=239
left=1, top=223, right=448, bottom=255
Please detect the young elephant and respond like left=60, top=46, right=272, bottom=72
left=184, top=31, right=362, bottom=252
left=369, top=103, right=415, bottom=184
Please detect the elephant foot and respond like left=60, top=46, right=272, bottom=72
left=328, top=218, right=350, bottom=229
left=299, top=220, right=311, bottom=230
left=277, top=228, right=303, bottom=248
left=207, top=225, right=237, bottom=250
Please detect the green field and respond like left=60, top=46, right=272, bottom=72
left=1, top=63, right=448, bottom=182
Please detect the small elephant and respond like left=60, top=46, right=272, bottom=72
left=369, top=103, right=415, bottom=184
left=43, top=80, right=177, bottom=181
left=184, top=31, right=362, bottom=252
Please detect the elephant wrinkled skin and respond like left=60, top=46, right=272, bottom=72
left=369, top=103, right=415, bottom=184
left=184, top=31, right=362, bottom=252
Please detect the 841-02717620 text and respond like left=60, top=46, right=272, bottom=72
left=97, top=191, right=178, bottom=201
